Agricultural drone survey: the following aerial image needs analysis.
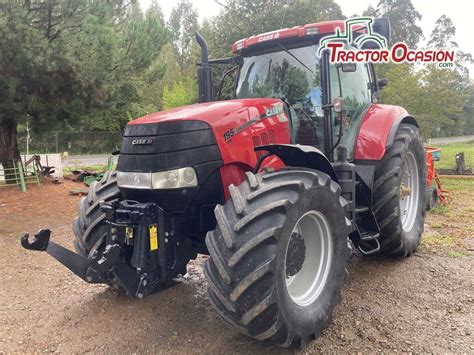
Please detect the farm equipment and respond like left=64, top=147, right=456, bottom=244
left=69, top=155, right=115, bottom=186
left=21, top=18, right=428, bottom=346
left=23, top=154, right=55, bottom=179
left=425, top=146, right=451, bottom=209
left=454, top=152, right=472, bottom=175
left=437, top=151, right=473, bottom=175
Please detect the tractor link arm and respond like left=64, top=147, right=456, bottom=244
left=21, top=229, right=104, bottom=283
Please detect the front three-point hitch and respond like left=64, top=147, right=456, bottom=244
left=21, top=200, right=175, bottom=298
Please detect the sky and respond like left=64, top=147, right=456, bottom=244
left=140, top=0, right=474, bottom=76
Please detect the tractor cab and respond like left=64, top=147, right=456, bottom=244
left=198, top=19, right=390, bottom=160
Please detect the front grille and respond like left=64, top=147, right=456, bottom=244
left=118, top=120, right=221, bottom=172
left=117, top=120, right=224, bottom=212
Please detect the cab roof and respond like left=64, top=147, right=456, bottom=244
left=231, top=20, right=347, bottom=54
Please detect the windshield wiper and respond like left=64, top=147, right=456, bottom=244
left=277, top=43, right=314, bottom=74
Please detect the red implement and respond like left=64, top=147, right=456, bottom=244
left=425, top=146, right=451, bottom=206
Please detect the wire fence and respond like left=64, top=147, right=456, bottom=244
left=17, top=131, right=123, bottom=155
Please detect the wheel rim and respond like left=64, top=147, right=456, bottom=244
left=400, top=152, right=420, bottom=232
left=285, top=211, right=333, bottom=307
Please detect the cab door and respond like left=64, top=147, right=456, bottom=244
left=329, top=61, right=373, bottom=160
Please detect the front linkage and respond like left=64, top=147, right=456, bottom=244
left=21, top=199, right=176, bottom=298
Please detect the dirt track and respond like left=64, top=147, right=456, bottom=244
left=0, top=180, right=473, bottom=353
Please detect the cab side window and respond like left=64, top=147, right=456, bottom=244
left=330, top=62, right=372, bottom=159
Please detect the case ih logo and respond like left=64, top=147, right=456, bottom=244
left=319, top=17, right=455, bottom=66
left=131, top=138, right=154, bottom=145
left=258, top=32, right=280, bottom=43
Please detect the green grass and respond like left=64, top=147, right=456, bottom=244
left=431, top=140, right=474, bottom=170
left=429, top=221, right=444, bottom=229
left=437, top=176, right=474, bottom=191
left=428, top=204, right=451, bottom=216
left=447, top=250, right=469, bottom=258
left=422, top=234, right=456, bottom=248
left=421, top=234, right=471, bottom=257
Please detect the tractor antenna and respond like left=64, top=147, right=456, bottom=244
left=214, top=1, right=240, bottom=16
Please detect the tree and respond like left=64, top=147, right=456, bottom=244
left=0, top=1, right=167, bottom=167
left=148, top=0, right=165, bottom=25
left=425, top=15, right=473, bottom=136
left=141, top=43, right=182, bottom=112
left=206, top=0, right=344, bottom=58
left=461, top=83, right=474, bottom=135
left=0, top=1, right=70, bottom=168
left=419, top=66, right=467, bottom=136
left=162, top=79, right=197, bottom=110
left=427, top=15, right=473, bottom=79
left=168, top=0, right=199, bottom=74
left=362, top=5, right=378, bottom=17
left=379, top=63, right=467, bottom=138
left=427, top=15, right=456, bottom=49
left=379, top=64, right=422, bottom=119
left=371, top=0, right=423, bottom=48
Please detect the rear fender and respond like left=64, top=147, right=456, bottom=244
left=255, top=144, right=338, bottom=182
left=386, top=116, right=419, bottom=147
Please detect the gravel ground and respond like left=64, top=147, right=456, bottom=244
left=0, top=180, right=472, bottom=353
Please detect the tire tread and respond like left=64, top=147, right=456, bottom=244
left=204, top=168, right=350, bottom=346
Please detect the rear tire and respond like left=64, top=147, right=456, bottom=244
left=72, top=171, right=120, bottom=256
left=204, top=168, right=351, bottom=346
left=372, top=124, right=426, bottom=256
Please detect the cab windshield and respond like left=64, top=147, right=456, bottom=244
left=236, top=44, right=325, bottom=149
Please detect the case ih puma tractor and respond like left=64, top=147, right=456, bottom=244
left=22, top=18, right=426, bottom=347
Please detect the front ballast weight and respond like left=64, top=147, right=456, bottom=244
left=21, top=199, right=173, bottom=299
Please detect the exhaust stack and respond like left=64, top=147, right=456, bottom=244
left=196, top=32, right=213, bottom=103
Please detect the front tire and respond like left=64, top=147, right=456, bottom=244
left=204, top=168, right=351, bottom=346
left=72, top=171, right=121, bottom=256
left=372, top=124, right=426, bottom=256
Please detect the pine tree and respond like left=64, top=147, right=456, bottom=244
left=0, top=1, right=167, bottom=166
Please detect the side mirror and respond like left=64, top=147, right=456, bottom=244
left=360, top=17, right=391, bottom=49
left=332, top=97, right=344, bottom=113
left=378, top=78, right=389, bottom=90
left=373, top=17, right=390, bottom=46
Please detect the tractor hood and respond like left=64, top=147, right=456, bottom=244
left=119, top=97, right=291, bottom=208
left=128, top=98, right=284, bottom=127
left=124, top=97, right=291, bottom=176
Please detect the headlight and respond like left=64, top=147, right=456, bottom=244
left=117, top=167, right=198, bottom=190
left=152, top=167, right=197, bottom=189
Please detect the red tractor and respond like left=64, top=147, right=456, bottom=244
left=22, top=18, right=426, bottom=347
